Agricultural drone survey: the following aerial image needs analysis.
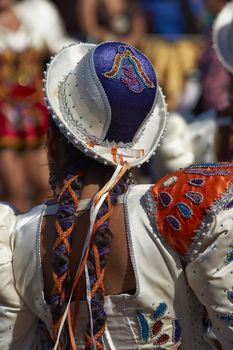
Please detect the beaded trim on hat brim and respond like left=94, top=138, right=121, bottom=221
left=44, top=43, right=168, bottom=169
left=213, top=2, right=233, bottom=74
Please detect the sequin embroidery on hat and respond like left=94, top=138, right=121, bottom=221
left=103, top=45, right=155, bottom=93
left=187, top=178, right=205, bottom=187
left=159, top=192, right=172, bottom=207
left=185, top=191, right=203, bottom=204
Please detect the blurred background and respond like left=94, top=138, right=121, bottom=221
left=0, top=0, right=232, bottom=211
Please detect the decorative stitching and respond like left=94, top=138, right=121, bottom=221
left=185, top=191, right=203, bottom=204
left=159, top=192, right=172, bottom=207
left=166, top=215, right=181, bottom=231
left=187, top=178, right=205, bottom=187
left=176, top=202, right=192, bottom=219
left=160, top=176, right=178, bottom=188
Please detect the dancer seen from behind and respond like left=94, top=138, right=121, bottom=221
left=0, top=27, right=233, bottom=350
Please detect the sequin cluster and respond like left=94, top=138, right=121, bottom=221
left=103, top=45, right=155, bottom=93
left=136, top=302, right=182, bottom=349
left=159, top=173, right=205, bottom=232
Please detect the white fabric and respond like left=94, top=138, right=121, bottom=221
left=0, top=0, right=75, bottom=53
left=186, top=208, right=233, bottom=350
left=0, top=185, right=231, bottom=349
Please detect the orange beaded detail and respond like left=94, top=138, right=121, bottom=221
left=151, top=163, right=233, bottom=256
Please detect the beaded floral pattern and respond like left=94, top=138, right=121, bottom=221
left=136, top=302, right=182, bottom=349
left=150, top=163, right=233, bottom=256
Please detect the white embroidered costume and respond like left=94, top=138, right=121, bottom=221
left=1, top=163, right=233, bottom=349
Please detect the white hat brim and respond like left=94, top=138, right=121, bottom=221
left=45, top=43, right=167, bottom=168
left=213, top=1, right=233, bottom=73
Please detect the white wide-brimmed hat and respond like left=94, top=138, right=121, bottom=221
left=44, top=41, right=167, bottom=169
left=213, top=1, right=233, bottom=73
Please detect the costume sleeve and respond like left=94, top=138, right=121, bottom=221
left=186, top=209, right=233, bottom=350
left=0, top=204, right=40, bottom=349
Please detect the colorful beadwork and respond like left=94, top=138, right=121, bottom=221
left=176, top=202, right=192, bottom=218
left=159, top=192, right=172, bottom=207
left=161, top=176, right=178, bottom=188
left=136, top=302, right=181, bottom=350
left=103, top=46, right=155, bottom=93
left=185, top=191, right=203, bottom=204
left=151, top=162, right=233, bottom=256
left=136, top=302, right=182, bottom=348
left=166, top=215, right=181, bottom=231
left=187, top=178, right=205, bottom=187
left=185, top=168, right=232, bottom=176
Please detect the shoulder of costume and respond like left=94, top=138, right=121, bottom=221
left=149, top=162, right=233, bottom=258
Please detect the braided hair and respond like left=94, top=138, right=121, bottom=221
left=84, top=180, right=125, bottom=350
left=48, top=118, right=127, bottom=349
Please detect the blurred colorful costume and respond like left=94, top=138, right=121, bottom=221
left=0, top=0, right=72, bottom=148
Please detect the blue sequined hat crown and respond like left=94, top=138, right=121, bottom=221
left=44, top=41, right=167, bottom=168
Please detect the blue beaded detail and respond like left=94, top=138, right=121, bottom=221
left=166, top=215, right=181, bottom=231
left=226, top=248, right=233, bottom=263
left=161, top=176, right=178, bottom=188
left=187, top=178, right=205, bottom=187
left=159, top=192, right=172, bottom=207
left=227, top=290, right=233, bottom=303
left=185, top=168, right=232, bottom=176
left=172, top=319, right=182, bottom=343
left=185, top=191, right=203, bottom=204
left=226, top=199, right=233, bottom=210
left=189, top=162, right=231, bottom=168
left=136, top=311, right=150, bottom=342
left=220, top=314, right=233, bottom=326
left=176, top=202, right=192, bottom=218
left=152, top=303, right=167, bottom=320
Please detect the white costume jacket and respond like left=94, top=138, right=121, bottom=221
left=0, top=163, right=233, bottom=349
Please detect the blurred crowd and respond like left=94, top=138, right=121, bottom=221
left=0, top=0, right=232, bottom=211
